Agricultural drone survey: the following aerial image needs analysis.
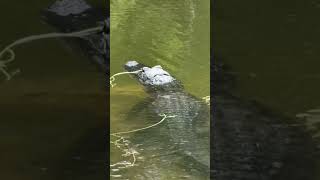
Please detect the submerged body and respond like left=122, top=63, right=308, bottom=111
left=121, top=61, right=210, bottom=177
left=149, top=90, right=210, bottom=168
left=212, top=56, right=319, bottom=180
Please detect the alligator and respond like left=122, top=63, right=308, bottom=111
left=211, top=54, right=319, bottom=180
left=115, top=60, right=210, bottom=179
left=119, top=58, right=320, bottom=180
left=42, top=0, right=109, bottom=72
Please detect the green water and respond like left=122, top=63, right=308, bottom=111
left=0, top=0, right=106, bottom=179
left=110, top=0, right=210, bottom=179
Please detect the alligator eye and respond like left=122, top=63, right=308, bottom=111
left=142, top=67, right=150, bottom=72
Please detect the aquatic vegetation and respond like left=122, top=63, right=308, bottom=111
left=110, top=113, right=176, bottom=177
left=110, top=135, right=138, bottom=168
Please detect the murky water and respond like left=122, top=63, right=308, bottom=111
left=110, top=0, right=210, bottom=179
left=0, top=0, right=106, bottom=179
left=213, top=0, right=320, bottom=116
left=213, top=0, right=320, bottom=178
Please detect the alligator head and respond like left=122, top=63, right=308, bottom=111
left=124, top=60, right=183, bottom=93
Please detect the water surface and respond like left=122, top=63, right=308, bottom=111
left=110, top=0, right=210, bottom=179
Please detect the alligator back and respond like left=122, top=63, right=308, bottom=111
left=150, top=91, right=210, bottom=169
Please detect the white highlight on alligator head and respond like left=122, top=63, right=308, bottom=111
left=139, top=65, right=175, bottom=86
left=125, top=61, right=139, bottom=67
left=48, top=0, right=91, bottom=16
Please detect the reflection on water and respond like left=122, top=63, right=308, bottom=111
left=0, top=0, right=106, bottom=180
left=213, top=0, right=320, bottom=179
left=110, top=0, right=210, bottom=179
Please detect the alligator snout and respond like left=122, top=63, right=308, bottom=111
left=124, top=60, right=145, bottom=72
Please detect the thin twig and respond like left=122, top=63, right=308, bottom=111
left=111, top=113, right=176, bottom=135
left=110, top=70, right=142, bottom=88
